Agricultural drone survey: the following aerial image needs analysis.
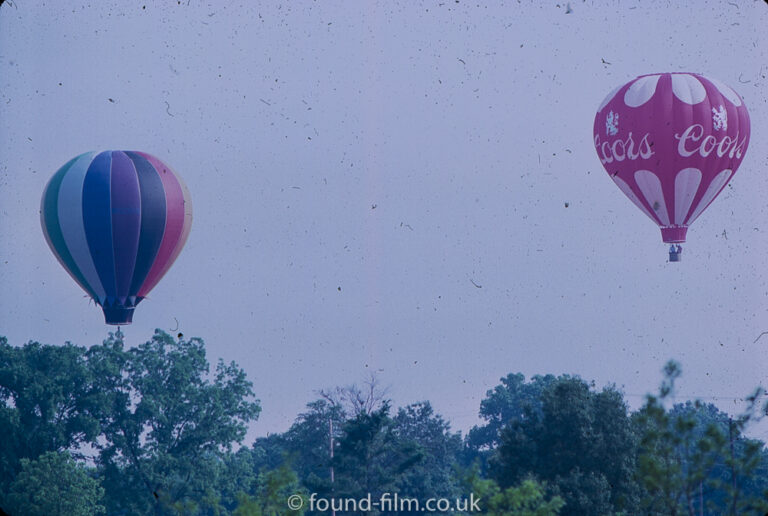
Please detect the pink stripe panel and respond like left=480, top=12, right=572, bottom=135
left=156, top=172, right=193, bottom=290
left=136, top=152, right=188, bottom=297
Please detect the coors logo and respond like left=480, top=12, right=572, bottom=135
left=594, top=132, right=654, bottom=165
left=594, top=123, right=747, bottom=166
left=674, top=124, right=747, bottom=159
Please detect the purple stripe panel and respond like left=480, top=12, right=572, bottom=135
left=109, top=151, right=142, bottom=303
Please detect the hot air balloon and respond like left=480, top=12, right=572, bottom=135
left=41, top=151, right=192, bottom=324
left=593, top=73, right=750, bottom=261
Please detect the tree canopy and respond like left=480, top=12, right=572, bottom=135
left=2, top=333, right=768, bottom=516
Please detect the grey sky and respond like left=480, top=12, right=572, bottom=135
left=1, top=1, right=767, bottom=439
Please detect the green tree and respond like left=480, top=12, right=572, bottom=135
left=233, top=462, right=306, bottom=516
left=635, top=361, right=688, bottom=515
left=393, top=402, right=464, bottom=514
left=467, top=373, right=556, bottom=454
left=464, top=465, right=563, bottom=516
left=257, top=378, right=387, bottom=504
left=332, top=402, right=425, bottom=511
left=277, top=399, right=346, bottom=497
left=490, top=375, right=638, bottom=515
left=635, top=361, right=768, bottom=515
left=0, top=337, right=101, bottom=505
left=707, top=416, right=768, bottom=515
left=212, top=447, right=262, bottom=513
left=483, top=478, right=564, bottom=516
left=89, top=330, right=261, bottom=515
left=5, top=450, right=105, bottom=516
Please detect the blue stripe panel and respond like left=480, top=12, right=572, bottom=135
left=56, top=152, right=106, bottom=302
left=82, top=151, right=117, bottom=303
left=109, top=151, right=142, bottom=303
left=125, top=152, right=167, bottom=295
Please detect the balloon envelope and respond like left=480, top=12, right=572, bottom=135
left=41, top=151, right=192, bottom=324
left=593, top=72, right=750, bottom=247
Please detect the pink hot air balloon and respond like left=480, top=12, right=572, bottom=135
left=594, top=73, right=750, bottom=261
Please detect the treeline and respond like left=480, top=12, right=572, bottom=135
left=1, top=331, right=767, bottom=515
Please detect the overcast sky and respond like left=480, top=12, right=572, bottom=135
left=1, top=1, right=767, bottom=440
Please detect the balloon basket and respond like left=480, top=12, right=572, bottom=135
left=668, top=245, right=682, bottom=263
left=103, top=307, right=135, bottom=325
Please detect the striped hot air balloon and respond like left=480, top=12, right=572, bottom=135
left=41, top=151, right=192, bottom=324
